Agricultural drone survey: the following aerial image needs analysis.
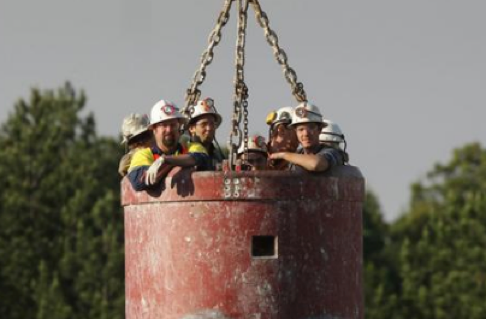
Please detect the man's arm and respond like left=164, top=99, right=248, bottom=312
left=164, top=154, right=197, bottom=167
left=270, top=148, right=344, bottom=172
left=163, top=152, right=210, bottom=171
left=127, top=166, right=150, bottom=191
left=126, top=148, right=154, bottom=191
left=270, top=152, right=329, bottom=172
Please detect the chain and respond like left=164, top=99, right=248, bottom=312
left=183, top=0, right=234, bottom=115
left=182, top=0, right=307, bottom=170
left=228, top=0, right=250, bottom=168
left=250, top=0, right=308, bottom=103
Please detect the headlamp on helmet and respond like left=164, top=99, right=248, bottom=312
left=295, top=107, right=307, bottom=118
left=266, top=111, right=277, bottom=125
left=149, top=100, right=187, bottom=128
left=289, top=102, right=323, bottom=127
left=266, top=106, right=294, bottom=128
left=161, top=104, right=175, bottom=116
left=188, top=98, right=222, bottom=128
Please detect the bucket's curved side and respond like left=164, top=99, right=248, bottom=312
left=122, top=168, right=364, bottom=319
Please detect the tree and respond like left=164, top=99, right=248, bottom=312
left=391, top=143, right=486, bottom=319
left=0, top=83, right=124, bottom=319
left=362, top=190, right=401, bottom=319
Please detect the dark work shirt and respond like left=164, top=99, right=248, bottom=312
left=290, top=144, right=344, bottom=173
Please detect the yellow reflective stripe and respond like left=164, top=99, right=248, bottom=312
left=188, top=142, right=208, bottom=155
left=127, top=143, right=206, bottom=172
left=128, top=147, right=154, bottom=170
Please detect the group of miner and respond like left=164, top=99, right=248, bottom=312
left=119, top=98, right=349, bottom=191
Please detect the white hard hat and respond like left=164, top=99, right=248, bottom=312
left=187, top=98, right=222, bottom=128
left=265, top=106, right=293, bottom=128
left=149, top=100, right=186, bottom=128
left=121, top=113, right=150, bottom=144
left=320, top=119, right=345, bottom=143
left=289, top=102, right=323, bottom=127
left=238, top=135, right=268, bottom=154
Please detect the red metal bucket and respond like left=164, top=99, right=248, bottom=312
left=122, top=166, right=365, bottom=319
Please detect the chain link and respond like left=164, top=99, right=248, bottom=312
left=183, top=0, right=234, bottom=115
left=250, top=0, right=308, bottom=103
left=182, top=0, right=308, bottom=170
left=228, top=0, right=250, bottom=168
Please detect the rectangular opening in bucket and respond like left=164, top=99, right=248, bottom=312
left=251, top=236, right=278, bottom=259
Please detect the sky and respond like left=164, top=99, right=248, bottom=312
left=1, top=0, right=485, bottom=221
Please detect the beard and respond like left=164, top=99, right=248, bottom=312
left=162, top=134, right=177, bottom=148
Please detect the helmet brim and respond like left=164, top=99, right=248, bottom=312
left=149, top=117, right=187, bottom=130
left=188, top=113, right=222, bottom=128
left=288, top=119, right=325, bottom=128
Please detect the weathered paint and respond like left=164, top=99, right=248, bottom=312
left=121, top=166, right=365, bottom=319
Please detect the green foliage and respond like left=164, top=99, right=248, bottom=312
left=390, top=143, right=486, bottom=318
left=362, top=190, right=401, bottom=319
left=364, top=143, right=486, bottom=319
left=0, top=83, right=124, bottom=319
left=363, top=191, right=388, bottom=261
left=2, top=84, right=484, bottom=319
